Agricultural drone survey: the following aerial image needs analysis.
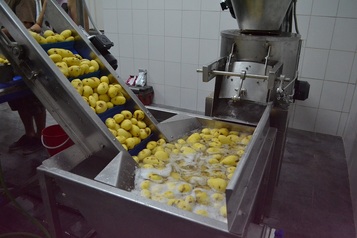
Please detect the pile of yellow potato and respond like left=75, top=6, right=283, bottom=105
left=29, top=29, right=75, bottom=44
left=70, top=75, right=127, bottom=114
left=0, top=56, right=10, bottom=65
left=104, top=109, right=152, bottom=150
left=132, top=127, right=253, bottom=222
left=47, top=48, right=100, bottom=78
left=29, top=29, right=99, bottom=78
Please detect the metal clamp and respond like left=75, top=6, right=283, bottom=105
left=233, top=70, right=247, bottom=101
left=276, top=75, right=285, bottom=94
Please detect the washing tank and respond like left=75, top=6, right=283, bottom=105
left=38, top=105, right=277, bottom=238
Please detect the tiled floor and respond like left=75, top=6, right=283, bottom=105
left=0, top=102, right=355, bottom=238
left=264, top=129, right=355, bottom=238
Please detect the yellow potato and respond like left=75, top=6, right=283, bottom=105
left=148, top=173, right=163, bottom=183
left=45, top=35, right=57, bottom=43
left=186, top=133, right=201, bottom=144
left=49, top=54, right=62, bottom=63
left=113, top=113, right=125, bottom=124
left=117, top=128, right=132, bottom=139
left=125, top=137, right=137, bottom=150
left=143, top=156, right=159, bottom=165
left=195, top=209, right=209, bottom=217
left=175, top=199, right=192, bottom=211
left=105, top=118, right=117, bottom=130
left=97, top=82, right=109, bottom=95
left=60, top=29, right=72, bottom=38
left=137, top=149, right=152, bottom=160
left=140, top=180, right=151, bottom=189
left=90, top=59, right=100, bottom=71
left=111, top=95, right=126, bottom=105
left=95, top=100, right=107, bottom=114
left=133, top=110, right=145, bottom=120
left=130, top=125, right=140, bottom=137
left=220, top=155, right=239, bottom=166
left=121, top=110, right=133, bottom=119
left=65, top=36, right=75, bottom=41
left=121, top=119, right=132, bottom=131
left=140, top=189, right=151, bottom=199
left=154, top=150, right=169, bottom=161
left=146, top=141, right=157, bottom=150
left=68, top=65, right=82, bottom=78
left=220, top=205, right=227, bottom=218
left=176, top=183, right=192, bottom=193
left=139, top=129, right=149, bottom=140
left=116, top=135, right=126, bottom=144
left=207, top=178, right=228, bottom=192
left=195, top=190, right=210, bottom=205
left=62, top=57, right=80, bottom=66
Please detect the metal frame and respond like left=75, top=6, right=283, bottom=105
left=0, top=1, right=279, bottom=237
left=37, top=107, right=276, bottom=238
left=0, top=0, right=169, bottom=189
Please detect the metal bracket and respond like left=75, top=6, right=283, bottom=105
left=0, top=29, right=39, bottom=81
left=233, top=70, right=247, bottom=101
left=198, top=56, right=227, bottom=82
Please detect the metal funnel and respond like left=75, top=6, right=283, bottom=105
left=230, top=0, right=292, bottom=32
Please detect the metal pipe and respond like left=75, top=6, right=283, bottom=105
left=264, top=45, right=271, bottom=75
left=197, top=68, right=268, bottom=80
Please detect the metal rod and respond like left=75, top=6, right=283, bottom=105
left=283, top=71, right=298, bottom=91
left=264, top=45, right=271, bottom=75
left=197, top=69, right=268, bottom=80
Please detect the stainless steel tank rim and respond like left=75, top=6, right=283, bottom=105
left=221, top=29, right=301, bottom=41
left=40, top=165, right=231, bottom=230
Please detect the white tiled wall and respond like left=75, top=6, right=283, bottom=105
left=97, top=0, right=357, bottom=136
left=293, top=0, right=357, bottom=136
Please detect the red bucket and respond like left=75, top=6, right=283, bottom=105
left=41, top=124, right=74, bottom=156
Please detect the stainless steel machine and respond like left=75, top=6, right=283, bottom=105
left=0, top=0, right=307, bottom=237
left=199, top=0, right=309, bottom=194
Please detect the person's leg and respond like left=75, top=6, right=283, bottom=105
left=22, top=105, right=46, bottom=155
left=33, top=109, right=46, bottom=138
left=8, top=109, right=35, bottom=151
left=17, top=109, right=36, bottom=137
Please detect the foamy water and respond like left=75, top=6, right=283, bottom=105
left=131, top=128, right=253, bottom=222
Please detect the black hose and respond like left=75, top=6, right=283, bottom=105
left=0, top=232, right=43, bottom=238
left=293, top=0, right=300, bottom=34
left=0, top=161, right=51, bottom=238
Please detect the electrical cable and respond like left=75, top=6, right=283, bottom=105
left=82, top=0, right=101, bottom=35
left=0, top=161, right=51, bottom=238
left=293, top=0, right=300, bottom=34
left=0, top=232, right=43, bottom=238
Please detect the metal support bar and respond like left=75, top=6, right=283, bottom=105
left=263, top=45, right=271, bottom=75
left=38, top=170, right=63, bottom=238
left=197, top=68, right=269, bottom=80
left=200, top=56, right=227, bottom=82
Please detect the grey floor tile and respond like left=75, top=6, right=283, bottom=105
left=265, top=128, right=355, bottom=238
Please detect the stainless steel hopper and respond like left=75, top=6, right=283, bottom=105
left=227, top=0, right=293, bottom=32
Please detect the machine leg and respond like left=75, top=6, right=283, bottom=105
left=270, top=108, right=289, bottom=186
left=38, top=170, right=63, bottom=238
left=264, top=108, right=289, bottom=218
